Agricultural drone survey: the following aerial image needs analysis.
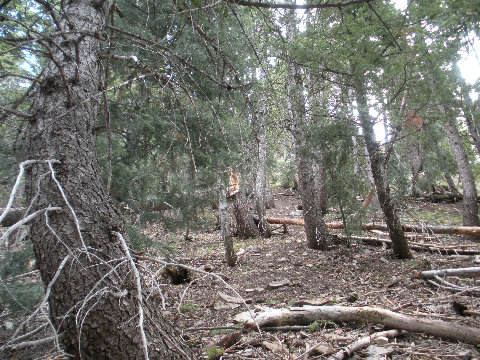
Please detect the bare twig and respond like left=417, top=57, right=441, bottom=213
left=114, top=232, right=149, bottom=360
left=0, top=159, right=59, bottom=226
left=48, top=161, right=89, bottom=257
left=2, top=334, right=64, bottom=351
left=327, top=329, right=403, bottom=360
left=2, top=255, right=71, bottom=350
left=0, top=207, right=62, bottom=247
left=0, top=105, right=33, bottom=119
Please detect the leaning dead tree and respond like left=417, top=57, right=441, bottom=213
left=16, top=0, right=192, bottom=358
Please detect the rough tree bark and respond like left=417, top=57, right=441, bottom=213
left=442, top=111, right=480, bottom=231
left=353, top=72, right=411, bottom=259
left=285, top=2, right=330, bottom=250
left=231, top=173, right=259, bottom=239
left=253, top=97, right=272, bottom=237
left=24, top=1, right=192, bottom=358
left=219, top=181, right=236, bottom=266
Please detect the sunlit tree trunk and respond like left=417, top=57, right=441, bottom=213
left=232, top=173, right=259, bottom=239
left=25, top=1, right=192, bottom=358
left=442, top=111, right=480, bottom=230
left=285, top=2, right=330, bottom=250
left=254, top=98, right=272, bottom=237
left=219, top=181, right=236, bottom=266
left=353, top=72, right=411, bottom=259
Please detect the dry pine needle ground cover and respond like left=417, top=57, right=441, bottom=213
left=161, top=190, right=480, bottom=360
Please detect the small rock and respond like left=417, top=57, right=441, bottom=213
left=379, top=257, right=389, bottom=264
left=3, top=321, right=14, bottom=330
left=373, top=336, right=389, bottom=345
left=245, top=288, right=256, bottom=293
left=365, top=345, right=391, bottom=359
left=214, top=301, right=240, bottom=310
left=237, top=348, right=253, bottom=356
left=236, top=248, right=246, bottom=256
left=266, top=280, right=291, bottom=290
left=218, top=292, right=243, bottom=304
left=262, top=340, right=282, bottom=352
left=278, top=257, right=287, bottom=262
left=255, top=287, right=265, bottom=292
left=474, top=255, right=480, bottom=264
left=306, top=343, right=334, bottom=356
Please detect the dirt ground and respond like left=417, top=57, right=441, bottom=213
left=160, top=189, right=480, bottom=359
left=1, top=188, right=480, bottom=359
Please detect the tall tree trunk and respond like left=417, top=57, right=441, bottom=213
left=442, top=110, right=480, bottom=230
left=253, top=98, right=272, bottom=237
left=464, top=107, right=480, bottom=156
left=353, top=73, right=411, bottom=259
left=219, top=181, right=236, bottom=266
left=432, top=142, right=462, bottom=198
left=232, top=173, right=259, bottom=239
left=285, top=2, right=330, bottom=250
left=24, top=1, right=192, bottom=358
left=265, top=180, right=275, bottom=209
left=408, top=141, right=424, bottom=197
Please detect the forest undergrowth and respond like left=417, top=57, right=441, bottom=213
left=1, top=188, right=480, bottom=359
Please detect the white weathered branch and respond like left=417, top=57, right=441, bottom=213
left=48, top=161, right=89, bottom=256
left=2, top=334, right=63, bottom=351
left=114, top=232, right=149, bottom=360
left=418, top=267, right=480, bottom=279
left=0, top=159, right=59, bottom=226
left=0, top=207, right=62, bottom=247
left=235, top=305, right=480, bottom=345
left=327, top=329, right=403, bottom=360
left=2, top=255, right=71, bottom=350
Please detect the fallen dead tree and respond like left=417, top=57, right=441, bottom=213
left=266, top=217, right=480, bottom=236
left=235, top=305, right=480, bottom=345
left=337, top=235, right=480, bottom=255
left=418, top=267, right=480, bottom=279
left=417, top=267, right=480, bottom=295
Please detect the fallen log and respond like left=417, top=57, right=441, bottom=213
left=234, top=305, right=480, bottom=345
left=327, top=329, right=403, bottom=360
left=338, top=235, right=480, bottom=255
left=418, top=267, right=480, bottom=279
left=266, top=217, right=480, bottom=236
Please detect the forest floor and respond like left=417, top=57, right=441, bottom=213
left=159, top=188, right=480, bottom=360
left=1, top=188, right=480, bottom=359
